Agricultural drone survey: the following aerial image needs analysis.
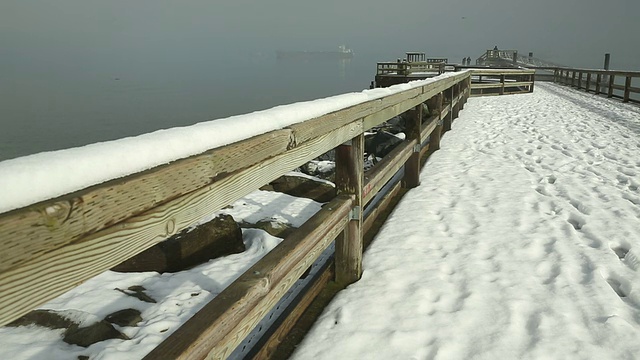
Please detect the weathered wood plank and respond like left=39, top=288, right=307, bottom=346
left=251, top=264, right=333, bottom=360
left=289, top=72, right=470, bottom=146
left=143, top=195, right=353, bottom=360
left=335, top=134, right=364, bottom=287
left=624, top=76, right=632, bottom=102
left=363, top=139, right=417, bottom=205
left=403, top=105, right=422, bottom=188
left=472, top=83, right=506, bottom=89
left=289, top=88, right=421, bottom=146
left=363, top=180, right=403, bottom=235
left=0, top=129, right=293, bottom=274
left=421, top=117, right=439, bottom=141
left=0, top=121, right=363, bottom=326
left=427, top=93, right=443, bottom=157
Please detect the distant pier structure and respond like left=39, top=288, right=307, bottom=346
left=373, top=52, right=448, bottom=88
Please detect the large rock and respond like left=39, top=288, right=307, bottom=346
left=7, top=309, right=128, bottom=347
left=112, top=214, right=245, bottom=273
left=105, top=308, right=142, bottom=327
left=240, top=218, right=296, bottom=239
left=261, top=174, right=335, bottom=203
left=64, top=320, right=129, bottom=347
left=300, top=161, right=335, bottom=181
left=365, top=131, right=404, bottom=158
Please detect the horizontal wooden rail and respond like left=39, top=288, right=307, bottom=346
left=553, top=67, right=640, bottom=103
left=144, top=195, right=353, bottom=360
left=468, top=68, right=534, bottom=96
left=363, top=139, right=416, bottom=205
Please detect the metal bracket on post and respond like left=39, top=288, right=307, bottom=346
left=413, top=144, right=421, bottom=153
left=349, top=206, right=361, bottom=221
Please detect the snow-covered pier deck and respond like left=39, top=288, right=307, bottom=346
left=291, top=82, right=640, bottom=359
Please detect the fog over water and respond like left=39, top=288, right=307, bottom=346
left=1, top=0, right=638, bottom=161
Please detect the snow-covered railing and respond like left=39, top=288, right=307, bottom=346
left=552, top=67, right=640, bottom=103
left=0, top=71, right=473, bottom=358
left=460, top=68, right=536, bottom=96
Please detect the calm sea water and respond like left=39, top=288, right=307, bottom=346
left=0, top=54, right=376, bottom=162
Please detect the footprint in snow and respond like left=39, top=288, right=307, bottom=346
left=610, top=241, right=639, bottom=272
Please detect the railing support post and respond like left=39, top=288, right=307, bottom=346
left=426, top=93, right=443, bottom=158
left=443, top=88, right=453, bottom=132
left=499, top=74, right=505, bottom=95
left=585, top=73, right=591, bottom=92
left=571, top=71, right=576, bottom=87
left=335, top=135, right=364, bottom=287
left=530, top=73, right=535, bottom=92
left=624, top=76, right=632, bottom=102
left=608, top=74, right=615, bottom=98
left=403, top=104, right=422, bottom=188
left=595, top=74, right=602, bottom=94
left=577, top=72, right=582, bottom=89
left=452, top=84, right=461, bottom=119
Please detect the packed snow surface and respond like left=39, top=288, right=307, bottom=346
left=292, top=83, right=640, bottom=359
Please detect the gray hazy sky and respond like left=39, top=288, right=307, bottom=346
left=1, top=0, right=638, bottom=69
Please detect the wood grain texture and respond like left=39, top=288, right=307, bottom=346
left=335, top=134, right=364, bottom=287
left=363, top=139, right=416, bottom=206
left=363, top=181, right=403, bottom=235
left=0, top=129, right=293, bottom=274
left=0, top=122, right=362, bottom=326
left=143, top=195, right=352, bottom=360
left=403, top=105, right=422, bottom=188
left=421, top=118, right=438, bottom=142
left=251, top=264, right=334, bottom=360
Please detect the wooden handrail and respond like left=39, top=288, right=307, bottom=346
left=552, top=67, right=640, bottom=103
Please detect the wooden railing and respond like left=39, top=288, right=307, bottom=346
left=465, top=68, right=536, bottom=96
left=552, top=67, right=640, bottom=103
left=0, top=70, right=479, bottom=358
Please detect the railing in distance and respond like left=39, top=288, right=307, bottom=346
left=550, top=67, right=640, bottom=103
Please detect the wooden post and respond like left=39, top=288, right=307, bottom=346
left=604, top=53, right=611, bottom=70
left=443, top=88, right=453, bottom=132
left=335, top=135, right=364, bottom=287
left=553, top=69, right=558, bottom=83
left=565, top=70, right=569, bottom=84
left=577, top=72, right=582, bottom=89
left=608, top=74, right=615, bottom=98
left=427, top=93, right=443, bottom=157
left=500, top=74, right=505, bottom=95
left=403, top=105, right=422, bottom=188
left=452, top=84, right=461, bottom=118
left=530, top=73, right=535, bottom=92
left=624, top=76, right=631, bottom=102
left=595, top=74, right=602, bottom=94
left=585, top=73, right=591, bottom=92
left=571, top=71, right=576, bottom=87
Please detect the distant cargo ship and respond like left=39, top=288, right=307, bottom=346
left=276, top=45, right=354, bottom=60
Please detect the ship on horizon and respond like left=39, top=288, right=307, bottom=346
left=276, top=45, right=354, bottom=61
